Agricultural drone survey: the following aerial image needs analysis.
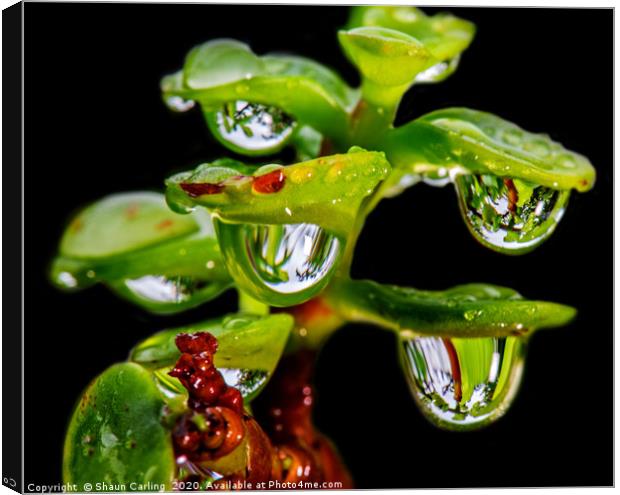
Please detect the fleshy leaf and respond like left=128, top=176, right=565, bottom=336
left=347, top=6, right=475, bottom=74
left=51, top=193, right=232, bottom=313
left=383, top=107, right=595, bottom=191
left=328, top=279, right=576, bottom=338
left=59, top=192, right=199, bottom=259
left=338, top=27, right=434, bottom=87
left=162, top=41, right=358, bottom=146
left=130, top=313, right=294, bottom=401
left=63, top=363, right=175, bottom=490
left=184, top=39, right=265, bottom=90
left=165, top=149, right=391, bottom=240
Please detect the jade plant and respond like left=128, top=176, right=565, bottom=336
left=52, top=6, right=595, bottom=490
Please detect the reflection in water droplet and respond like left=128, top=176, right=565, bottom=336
left=400, top=336, right=525, bottom=430
left=116, top=275, right=221, bottom=311
left=421, top=166, right=454, bottom=188
left=208, top=101, right=296, bottom=154
left=455, top=174, right=570, bottom=253
left=165, top=95, right=196, bottom=113
left=415, top=56, right=461, bottom=83
left=215, top=220, right=341, bottom=306
left=219, top=368, right=268, bottom=399
left=56, top=271, right=78, bottom=289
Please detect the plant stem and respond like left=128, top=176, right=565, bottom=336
left=238, top=289, right=270, bottom=315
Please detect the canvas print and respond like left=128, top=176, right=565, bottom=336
left=9, top=2, right=613, bottom=492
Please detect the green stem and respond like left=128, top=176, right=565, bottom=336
left=349, top=80, right=407, bottom=148
left=238, top=289, right=270, bottom=315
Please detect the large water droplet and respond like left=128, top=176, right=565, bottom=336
left=415, top=56, right=461, bottom=83
left=455, top=174, right=570, bottom=254
left=207, top=101, right=296, bottom=155
left=400, top=336, right=525, bottom=430
left=215, top=220, right=342, bottom=306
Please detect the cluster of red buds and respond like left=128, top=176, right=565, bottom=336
left=169, top=331, right=352, bottom=488
left=169, top=333, right=245, bottom=462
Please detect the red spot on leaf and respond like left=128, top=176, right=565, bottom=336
left=180, top=182, right=224, bottom=197
left=125, top=203, right=140, bottom=220
left=70, top=218, right=84, bottom=233
left=253, top=170, right=286, bottom=194
left=156, top=219, right=174, bottom=230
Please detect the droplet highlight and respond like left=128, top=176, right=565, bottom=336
left=415, top=56, right=461, bottom=83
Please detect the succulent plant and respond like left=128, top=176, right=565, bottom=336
left=53, top=6, right=594, bottom=490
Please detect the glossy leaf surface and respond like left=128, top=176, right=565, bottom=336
left=338, top=27, right=433, bottom=87
left=383, top=107, right=595, bottom=191
left=347, top=6, right=475, bottom=70
left=166, top=149, right=391, bottom=239
left=63, top=363, right=175, bottom=490
left=329, top=279, right=576, bottom=338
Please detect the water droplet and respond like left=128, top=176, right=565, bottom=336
left=208, top=101, right=296, bottom=155
left=464, top=309, right=482, bottom=321
left=455, top=174, right=570, bottom=253
left=524, top=139, right=550, bottom=157
left=215, top=220, right=342, bottom=306
left=415, top=56, right=461, bottom=83
left=165, top=95, right=195, bottom=113
left=56, top=271, right=78, bottom=289
left=252, top=169, right=286, bottom=194
left=501, top=128, right=523, bottom=147
left=113, top=275, right=222, bottom=312
left=422, top=167, right=452, bottom=188
left=289, top=167, right=314, bottom=184
left=235, top=84, right=249, bottom=95
left=400, top=336, right=525, bottom=430
left=219, top=368, right=268, bottom=399
left=558, top=153, right=577, bottom=169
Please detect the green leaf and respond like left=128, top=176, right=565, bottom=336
left=347, top=6, right=475, bottom=69
left=383, top=107, right=595, bottom=191
left=63, top=363, right=175, bottom=490
left=165, top=149, right=391, bottom=240
left=130, top=313, right=294, bottom=401
left=59, top=192, right=199, bottom=259
left=328, top=279, right=576, bottom=338
left=338, top=27, right=434, bottom=87
left=51, top=192, right=232, bottom=313
left=184, top=39, right=265, bottom=90
left=162, top=41, right=357, bottom=145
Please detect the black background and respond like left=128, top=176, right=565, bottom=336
left=24, top=4, right=613, bottom=489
